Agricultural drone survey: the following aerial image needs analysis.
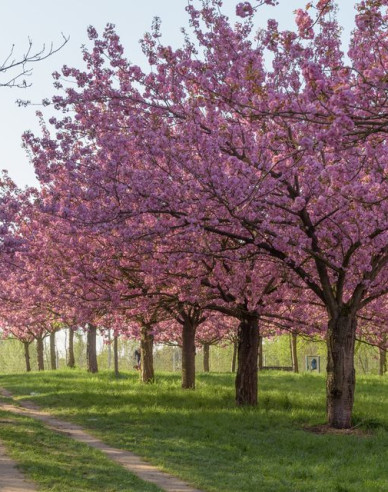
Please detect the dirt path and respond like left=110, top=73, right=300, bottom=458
left=0, top=388, right=202, bottom=492
left=0, top=440, right=37, bottom=492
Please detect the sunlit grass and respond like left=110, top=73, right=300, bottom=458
left=0, top=406, right=161, bottom=492
left=1, top=370, right=387, bottom=492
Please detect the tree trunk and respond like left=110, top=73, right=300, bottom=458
left=326, top=313, right=356, bottom=428
left=87, top=325, right=98, bottom=373
left=291, top=333, right=299, bottom=373
left=114, top=335, right=119, bottom=378
left=23, top=341, right=31, bottom=372
left=182, top=318, right=196, bottom=389
left=67, top=327, right=75, bottom=368
left=379, top=347, right=387, bottom=376
left=107, top=329, right=112, bottom=369
left=140, top=324, right=154, bottom=383
left=258, top=335, right=263, bottom=370
left=50, top=332, right=57, bottom=370
left=235, top=313, right=259, bottom=406
left=203, top=343, right=210, bottom=372
left=231, top=339, right=237, bottom=373
left=36, top=337, right=45, bottom=371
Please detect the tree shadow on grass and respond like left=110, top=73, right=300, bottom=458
left=0, top=410, right=161, bottom=492
left=1, top=372, right=387, bottom=491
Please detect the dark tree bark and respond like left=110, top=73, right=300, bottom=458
left=67, top=327, right=75, bottom=368
left=181, top=317, right=197, bottom=389
left=140, top=324, right=154, bottom=383
left=50, top=332, right=57, bottom=370
left=291, top=333, right=299, bottom=373
left=235, top=312, right=259, bottom=406
left=203, top=343, right=210, bottom=372
left=86, top=325, right=98, bottom=373
left=107, top=330, right=112, bottom=369
left=23, top=341, right=31, bottom=372
left=379, top=347, right=387, bottom=376
left=326, top=312, right=356, bottom=428
left=36, top=337, right=45, bottom=371
left=231, top=339, right=237, bottom=373
left=114, top=335, right=119, bottom=378
left=258, top=335, right=263, bottom=371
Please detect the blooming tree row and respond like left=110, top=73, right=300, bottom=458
left=0, top=0, right=387, bottom=429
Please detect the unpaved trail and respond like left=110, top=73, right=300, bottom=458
left=0, top=440, right=37, bottom=492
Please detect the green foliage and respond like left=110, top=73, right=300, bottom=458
left=1, top=370, right=387, bottom=492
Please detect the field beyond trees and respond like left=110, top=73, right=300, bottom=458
left=1, top=370, right=387, bottom=492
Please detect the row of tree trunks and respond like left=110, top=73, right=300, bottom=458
left=22, top=326, right=107, bottom=374
left=20, top=313, right=364, bottom=430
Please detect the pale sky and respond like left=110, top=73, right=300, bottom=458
left=0, top=1, right=356, bottom=188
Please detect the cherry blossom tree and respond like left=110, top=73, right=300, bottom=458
left=23, top=0, right=388, bottom=428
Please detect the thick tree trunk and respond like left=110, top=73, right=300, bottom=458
left=182, top=318, right=196, bottom=389
left=231, top=339, right=237, bottom=373
left=50, top=332, right=57, bottom=370
left=203, top=343, right=210, bottom=373
left=379, top=347, right=387, bottom=376
left=87, top=325, right=98, bottom=373
left=36, top=337, right=45, bottom=371
left=140, top=324, right=154, bottom=383
left=23, top=341, right=31, bottom=372
left=258, top=335, right=263, bottom=371
left=114, top=335, right=119, bottom=378
left=291, top=333, right=299, bottom=373
left=235, top=313, right=259, bottom=406
left=67, top=328, right=75, bottom=368
left=326, top=313, right=356, bottom=428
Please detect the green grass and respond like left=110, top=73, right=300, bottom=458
left=1, top=370, right=387, bottom=492
left=0, top=407, right=162, bottom=492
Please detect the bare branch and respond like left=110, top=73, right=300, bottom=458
left=0, top=34, right=69, bottom=89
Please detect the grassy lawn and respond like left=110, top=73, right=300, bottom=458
left=0, top=406, right=161, bottom=491
left=0, top=370, right=387, bottom=492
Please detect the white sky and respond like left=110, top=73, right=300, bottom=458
left=0, top=1, right=356, bottom=188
